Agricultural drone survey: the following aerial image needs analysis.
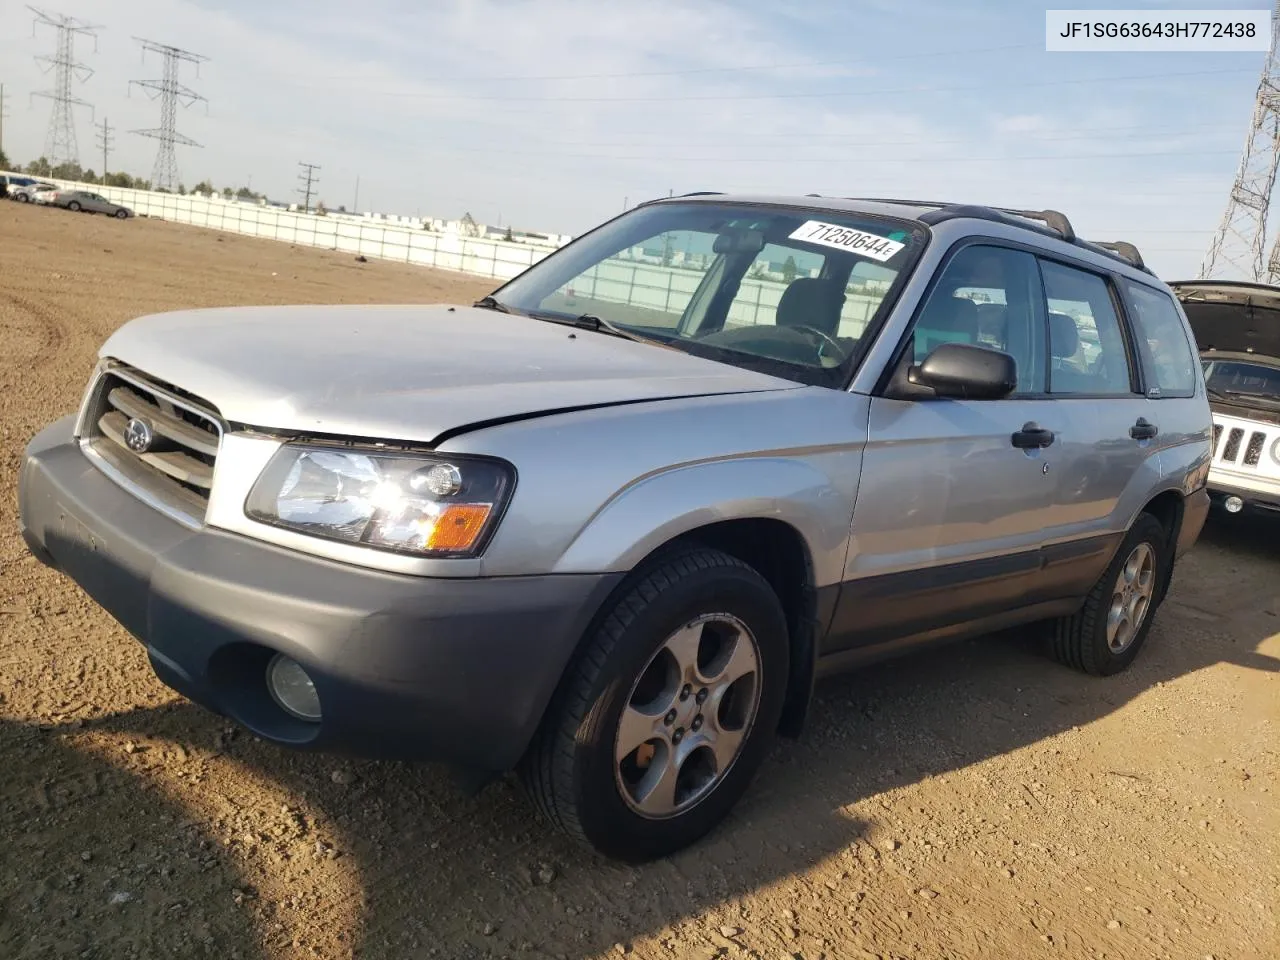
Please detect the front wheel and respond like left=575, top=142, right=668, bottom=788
left=67, top=201, right=81, bottom=212
left=521, top=547, right=789, bottom=862
left=1050, top=512, right=1169, bottom=676
left=114, top=209, right=128, bottom=219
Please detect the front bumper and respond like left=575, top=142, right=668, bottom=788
left=1207, top=481, right=1280, bottom=514
left=18, top=416, right=622, bottom=772
left=1206, top=468, right=1280, bottom=515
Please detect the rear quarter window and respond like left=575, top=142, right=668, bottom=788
left=1122, top=280, right=1199, bottom=398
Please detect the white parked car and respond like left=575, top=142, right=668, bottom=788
left=1171, top=280, right=1280, bottom=516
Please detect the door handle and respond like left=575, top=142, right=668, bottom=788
left=1012, top=422, right=1056, bottom=449
left=1130, top=417, right=1159, bottom=441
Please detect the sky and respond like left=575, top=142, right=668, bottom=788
left=0, top=0, right=1275, bottom=280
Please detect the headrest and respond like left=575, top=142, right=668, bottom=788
left=776, top=278, right=846, bottom=336
left=918, top=294, right=980, bottom=337
left=1048, top=312, right=1079, bottom=359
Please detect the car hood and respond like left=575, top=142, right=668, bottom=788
left=99, top=304, right=801, bottom=444
left=1170, top=280, right=1280, bottom=359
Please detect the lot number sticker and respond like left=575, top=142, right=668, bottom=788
left=788, top=220, right=906, bottom=262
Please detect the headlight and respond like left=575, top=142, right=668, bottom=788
left=245, top=445, right=515, bottom=557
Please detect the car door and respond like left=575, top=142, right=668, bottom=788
left=829, top=241, right=1065, bottom=651
left=85, top=193, right=109, bottom=213
left=1033, top=257, right=1154, bottom=565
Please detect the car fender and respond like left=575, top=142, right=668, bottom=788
left=549, top=453, right=859, bottom=587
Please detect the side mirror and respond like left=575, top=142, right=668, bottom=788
left=909, top=341, right=1017, bottom=400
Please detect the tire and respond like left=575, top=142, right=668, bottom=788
left=18, top=194, right=30, bottom=203
left=1051, top=512, right=1169, bottom=676
left=68, top=201, right=81, bottom=212
left=520, top=547, right=790, bottom=862
left=114, top=209, right=128, bottom=219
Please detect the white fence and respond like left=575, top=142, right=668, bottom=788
left=5, top=172, right=564, bottom=281
left=5, top=173, right=880, bottom=335
left=566, top=257, right=881, bottom=335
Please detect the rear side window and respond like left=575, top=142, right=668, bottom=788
left=1122, top=281, right=1198, bottom=397
left=1041, top=260, right=1136, bottom=396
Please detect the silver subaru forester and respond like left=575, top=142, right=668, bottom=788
left=18, top=194, right=1213, bottom=861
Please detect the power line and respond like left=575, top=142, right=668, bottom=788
left=94, top=115, right=112, bottom=181
left=335, top=64, right=1259, bottom=103
left=495, top=121, right=1244, bottom=150
left=0, top=83, right=10, bottom=163
left=297, top=162, right=320, bottom=212
left=28, top=6, right=100, bottom=167
left=306, top=42, right=1045, bottom=85
left=355, top=142, right=1244, bottom=165
left=130, top=37, right=207, bottom=192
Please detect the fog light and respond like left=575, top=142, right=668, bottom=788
left=1224, top=495, right=1244, bottom=514
left=267, top=654, right=321, bottom=721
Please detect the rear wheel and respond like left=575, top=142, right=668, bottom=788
left=67, top=201, right=81, bottom=212
left=520, top=547, right=789, bottom=862
left=1050, top=512, right=1168, bottom=675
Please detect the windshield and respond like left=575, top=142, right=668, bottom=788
left=490, top=201, right=926, bottom=387
left=1202, top=358, right=1280, bottom=401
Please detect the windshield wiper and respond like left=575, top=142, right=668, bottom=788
left=525, top=309, right=661, bottom=345
left=1209, top=386, right=1280, bottom=403
left=473, top=295, right=513, bottom=314
left=569, top=313, right=654, bottom=343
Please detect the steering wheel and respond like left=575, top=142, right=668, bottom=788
left=783, top=323, right=846, bottom=360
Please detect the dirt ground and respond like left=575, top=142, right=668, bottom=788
left=0, top=200, right=1276, bottom=960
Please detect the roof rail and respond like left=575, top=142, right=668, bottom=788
left=911, top=203, right=1152, bottom=274
left=844, top=197, right=956, bottom=209
left=992, top=208, right=1075, bottom=242
left=1089, top=240, right=1145, bottom=270
left=673, top=191, right=724, bottom=198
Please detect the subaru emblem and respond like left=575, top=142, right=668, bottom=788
left=124, top=417, right=155, bottom=454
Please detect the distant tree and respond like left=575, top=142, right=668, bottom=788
left=782, top=255, right=798, bottom=283
left=192, top=180, right=214, bottom=195
left=83, top=168, right=96, bottom=183
left=222, top=187, right=234, bottom=199
left=316, top=201, right=328, bottom=216
left=337, top=205, right=347, bottom=213
left=459, top=212, right=480, bottom=237
left=103, top=171, right=136, bottom=188
left=177, top=183, right=187, bottom=195
left=0, top=147, right=11, bottom=169
left=503, top=225, right=514, bottom=242
left=25, top=157, right=52, bottom=177
left=50, top=161, right=83, bottom=181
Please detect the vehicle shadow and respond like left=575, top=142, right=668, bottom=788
left=6, top=522, right=1279, bottom=959
left=0, top=712, right=269, bottom=959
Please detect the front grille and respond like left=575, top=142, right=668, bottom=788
left=1222, top=427, right=1245, bottom=463
left=1244, top=430, right=1267, bottom=467
left=80, top=366, right=223, bottom=523
left=1212, top=423, right=1223, bottom=455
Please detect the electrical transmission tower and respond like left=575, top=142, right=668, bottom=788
left=95, top=116, right=112, bottom=182
left=1, top=84, right=10, bottom=164
left=1202, top=1, right=1280, bottom=282
left=129, top=38, right=207, bottom=192
left=297, top=162, right=320, bottom=212
left=29, top=6, right=100, bottom=168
